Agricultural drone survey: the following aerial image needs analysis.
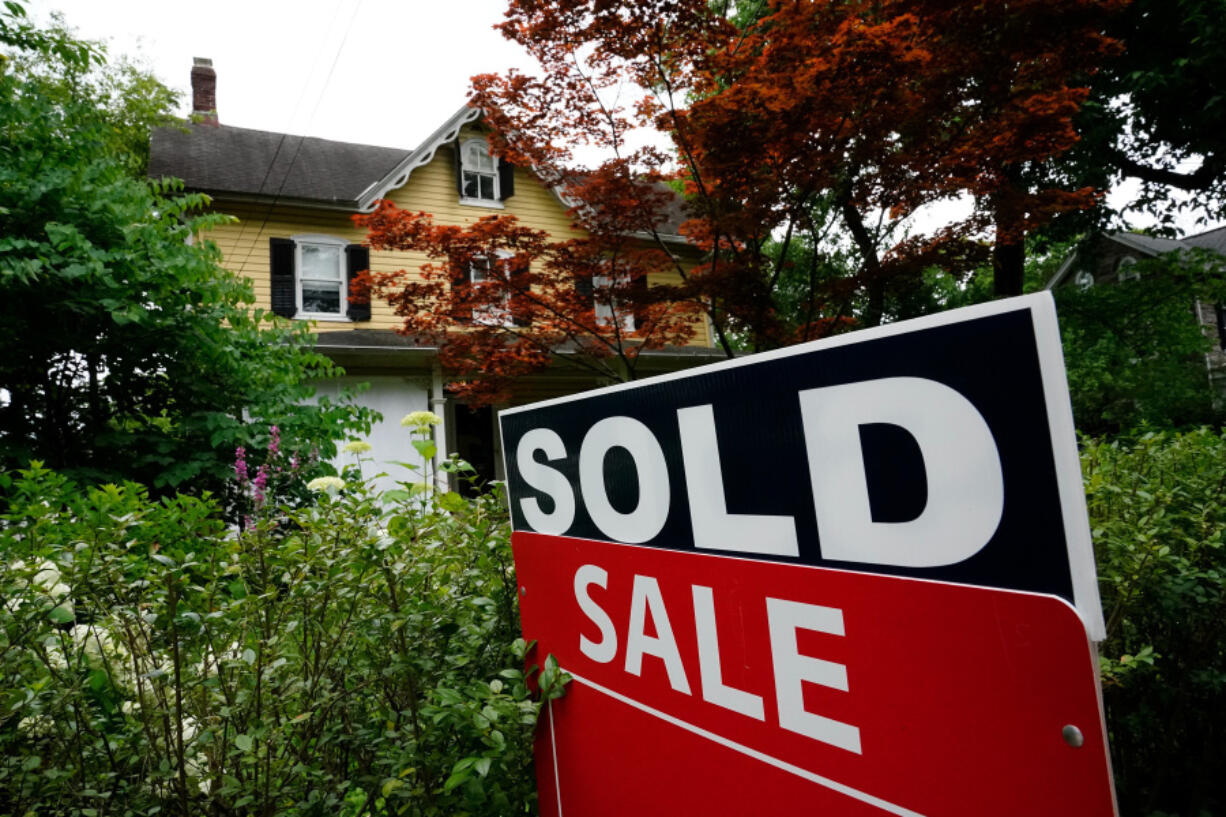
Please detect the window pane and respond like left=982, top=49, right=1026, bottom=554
left=463, top=172, right=480, bottom=199
left=302, top=283, right=341, bottom=314
left=479, top=174, right=495, bottom=200
left=301, top=244, right=341, bottom=280
left=470, top=257, right=493, bottom=283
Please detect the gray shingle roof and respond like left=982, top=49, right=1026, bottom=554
left=149, top=121, right=693, bottom=242
left=149, top=124, right=408, bottom=207
left=1109, top=231, right=1188, bottom=256
left=1185, top=225, right=1226, bottom=254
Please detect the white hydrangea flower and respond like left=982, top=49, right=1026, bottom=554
left=342, top=440, right=372, bottom=454
left=306, top=476, right=345, bottom=496
left=400, top=410, right=442, bottom=429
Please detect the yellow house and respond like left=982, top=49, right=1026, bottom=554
left=148, top=58, right=722, bottom=490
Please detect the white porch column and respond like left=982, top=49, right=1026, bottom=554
left=430, top=360, right=450, bottom=492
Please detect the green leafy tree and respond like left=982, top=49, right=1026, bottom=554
left=3, top=12, right=179, bottom=175
left=1055, top=250, right=1226, bottom=434
left=0, top=2, right=371, bottom=493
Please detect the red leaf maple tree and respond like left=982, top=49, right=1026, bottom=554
left=355, top=0, right=1123, bottom=404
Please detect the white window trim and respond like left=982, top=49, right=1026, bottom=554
left=1117, top=256, right=1141, bottom=282
left=1073, top=270, right=1095, bottom=290
left=470, top=250, right=514, bottom=326
left=593, top=270, right=636, bottom=333
left=292, top=233, right=350, bottom=320
left=459, top=138, right=504, bottom=209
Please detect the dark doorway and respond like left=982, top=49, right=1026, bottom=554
left=452, top=404, right=497, bottom=497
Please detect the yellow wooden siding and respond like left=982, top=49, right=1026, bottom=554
left=204, top=139, right=709, bottom=345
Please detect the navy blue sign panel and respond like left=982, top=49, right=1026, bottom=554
left=499, top=294, right=1104, bottom=639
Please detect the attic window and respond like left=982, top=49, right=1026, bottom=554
left=1073, top=270, right=1095, bottom=290
left=455, top=138, right=515, bottom=208
left=461, top=139, right=499, bottom=203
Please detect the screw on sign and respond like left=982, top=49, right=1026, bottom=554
left=499, top=294, right=1117, bottom=816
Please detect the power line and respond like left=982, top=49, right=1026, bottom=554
left=228, top=0, right=366, bottom=280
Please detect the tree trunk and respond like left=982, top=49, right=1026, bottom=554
left=839, top=196, right=886, bottom=327
left=992, top=238, right=1025, bottom=297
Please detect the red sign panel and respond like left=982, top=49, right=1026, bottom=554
left=516, top=532, right=1115, bottom=817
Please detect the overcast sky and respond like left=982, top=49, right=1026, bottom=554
left=26, top=0, right=1209, bottom=234
left=30, top=0, right=536, bottom=149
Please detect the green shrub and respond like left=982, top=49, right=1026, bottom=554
left=1084, top=430, right=1226, bottom=816
left=0, top=442, right=563, bottom=816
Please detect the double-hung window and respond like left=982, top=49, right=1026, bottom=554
left=454, top=137, right=514, bottom=208
left=268, top=234, right=370, bottom=322
left=461, top=139, right=499, bottom=204
left=470, top=255, right=513, bottom=326
left=295, top=236, right=349, bottom=318
left=593, top=263, right=636, bottom=333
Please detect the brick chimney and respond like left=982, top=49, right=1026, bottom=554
left=191, top=57, right=218, bottom=126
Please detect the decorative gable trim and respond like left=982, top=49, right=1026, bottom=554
left=357, top=104, right=483, bottom=212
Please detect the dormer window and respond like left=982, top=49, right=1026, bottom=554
left=461, top=139, right=498, bottom=202
left=454, top=138, right=515, bottom=208
left=1116, top=256, right=1141, bottom=282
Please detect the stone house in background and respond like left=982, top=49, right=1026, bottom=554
left=148, top=58, right=721, bottom=492
left=1045, top=225, right=1226, bottom=401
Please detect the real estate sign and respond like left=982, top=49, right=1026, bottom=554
left=499, top=293, right=1116, bottom=816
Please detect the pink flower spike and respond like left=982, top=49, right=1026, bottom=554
left=234, top=447, right=249, bottom=483
left=253, top=465, right=269, bottom=505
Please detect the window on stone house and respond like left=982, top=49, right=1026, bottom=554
left=1116, top=256, right=1141, bottom=282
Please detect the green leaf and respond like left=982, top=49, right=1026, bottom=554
left=234, top=734, right=253, bottom=752
left=411, top=439, right=438, bottom=461
left=438, top=491, right=466, bottom=512
left=47, top=603, right=74, bottom=624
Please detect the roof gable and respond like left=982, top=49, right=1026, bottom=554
left=356, top=105, right=482, bottom=212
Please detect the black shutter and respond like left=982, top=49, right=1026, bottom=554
left=450, top=263, right=472, bottom=325
left=630, top=272, right=649, bottom=334
left=510, top=257, right=531, bottom=327
left=346, top=245, right=371, bottom=322
left=453, top=140, right=464, bottom=196
left=269, top=237, right=297, bottom=318
left=575, top=272, right=595, bottom=308
left=498, top=158, right=515, bottom=201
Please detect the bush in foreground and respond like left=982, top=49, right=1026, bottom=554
left=0, top=444, right=564, bottom=816
left=1085, top=429, right=1226, bottom=816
